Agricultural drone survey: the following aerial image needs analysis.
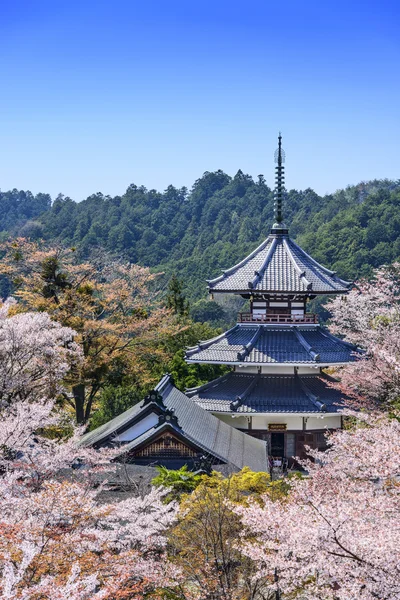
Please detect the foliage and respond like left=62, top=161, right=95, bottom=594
left=236, top=413, right=400, bottom=600
left=0, top=189, right=50, bottom=236
left=3, top=176, right=400, bottom=309
left=0, top=298, right=81, bottom=406
left=163, top=321, right=229, bottom=390
left=166, top=274, right=189, bottom=317
left=190, top=298, right=228, bottom=327
left=167, top=468, right=289, bottom=600
left=327, top=262, right=400, bottom=410
left=152, top=465, right=203, bottom=501
left=0, top=240, right=180, bottom=423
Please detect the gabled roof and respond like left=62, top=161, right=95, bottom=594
left=185, top=324, right=360, bottom=366
left=187, top=372, right=346, bottom=414
left=81, top=375, right=269, bottom=472
left=207, top=233, right=352, bottom=295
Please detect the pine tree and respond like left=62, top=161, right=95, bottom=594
left=166, top=274, right=189, bottom=316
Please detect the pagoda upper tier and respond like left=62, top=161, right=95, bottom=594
left=207, top=232, right=352, bottom=297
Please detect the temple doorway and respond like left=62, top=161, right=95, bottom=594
left=270, top=432, right=285, bottom=457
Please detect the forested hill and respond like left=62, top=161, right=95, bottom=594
left=1, top=172, right=400, bottom=300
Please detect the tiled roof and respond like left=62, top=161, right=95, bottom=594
left=187, top=372, right=346, bottom=414
left=207, top=233, right=352, bottom=295
left=186, top=324, right=360, bottom=365
left=81, top=375, right=269, bottom=472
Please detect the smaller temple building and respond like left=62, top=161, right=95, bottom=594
left=81, top=374, right=269, bottom=472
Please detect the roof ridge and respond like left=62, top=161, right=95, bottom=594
left=282, top=237, right=312, bottom=290
left=207, top=237, right=272, bottom=286
left=293, top=328, right=320, bottom=361
left=154, top=373, right=172, bottom=393
left=185, top=324, right=239, bottom=357
left=297, top=375, right=327, bottom=412
left=186, top=372, right=231, bottom=396
left=230, top=374, right=260, bottom=411
left=249, top=237, right=278, bottom=289
left=319, top=328, right=360, bottom=351
left=237, top=326, right=262, bottom=360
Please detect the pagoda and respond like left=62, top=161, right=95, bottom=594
left=185, top=134, right=360, bottom=464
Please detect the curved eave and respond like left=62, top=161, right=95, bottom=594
left=186, top=324, right=239, bottom=357
left=186, top=359, right=353, bottom=367
left=209, top=410, right=341, bottom=417
left=207, top=233, right=354, bottom=296
left=288, top=238, right=353, bottom=289
left=208, top=287, right=352, bottom=295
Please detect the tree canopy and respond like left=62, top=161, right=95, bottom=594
left=2, top=175, right=400, bottom=304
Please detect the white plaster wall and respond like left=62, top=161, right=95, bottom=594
left=234, top=366, right=259, bottom=374
left=252, top=415, right=304, bottom=430
left=115, top=412, right=158, bottom=442
left=215, top=414, right=249, bottom=429
left=307, top=416, right=341, bottom=429
left=213, top=413, right=341, bottom=431
left=235, top=365, right=320, bottom=375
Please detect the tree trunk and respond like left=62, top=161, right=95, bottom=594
left=73, top=383, right=86, bottom=424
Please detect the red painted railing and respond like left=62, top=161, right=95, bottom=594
left=238, top=313, right=318, bottom=324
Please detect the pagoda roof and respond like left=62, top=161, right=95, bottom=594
left=185, top=324, right=360, bottom=366
left=81, top=374, right=268, bottom=472
left=207, top=233, right=352, bottom=295
left=187, top=372, right=346, bottom=414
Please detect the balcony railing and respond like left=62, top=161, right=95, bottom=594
left=238, top=312, right=319, bottom=324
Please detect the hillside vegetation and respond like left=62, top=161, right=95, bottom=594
left=1, top=173, right=400, bottom=300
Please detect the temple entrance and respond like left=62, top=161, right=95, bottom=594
left=270, top=432, right=285, bottom=457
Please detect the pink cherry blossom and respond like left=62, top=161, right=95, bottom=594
left=235, top=413, right=400, bottom=599
left=327, top=263, right=400, bottom=408
left=0, top=301, right=179, bottom=599
left=0, top=297, right=81, bottom=406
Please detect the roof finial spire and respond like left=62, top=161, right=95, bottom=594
left=272, top=132, right=288, bottom=234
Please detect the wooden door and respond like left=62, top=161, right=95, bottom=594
left=295, top=433, right=315, bottom=460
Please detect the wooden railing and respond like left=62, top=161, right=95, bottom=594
left=238, top=313, right=319, bottom=324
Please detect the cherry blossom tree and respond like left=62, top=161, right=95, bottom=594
left=327, top=263, right=400, bottom=409
left=235, top=412, right=400, bottom=600
left=0, top=300, right=179, bottom=599
left=0, top=298, right=80, bottom=406
left=0, top=396, right=179, bottom=599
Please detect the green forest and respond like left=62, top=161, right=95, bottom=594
left=1, top=173, right=400, bottom=311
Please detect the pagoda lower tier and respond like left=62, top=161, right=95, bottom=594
left=186, top=370, right=347, bottom=462
left=186, top=323, right=360, bottom=367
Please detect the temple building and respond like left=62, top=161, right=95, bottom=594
left=83, top=134, right=360, bottom=469
left=184, top=134, right=360, bottom=463
left=81, top=374, right=269, bottom=472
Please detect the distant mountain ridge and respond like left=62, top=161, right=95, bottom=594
left=1, top=172, right=399, bottom=300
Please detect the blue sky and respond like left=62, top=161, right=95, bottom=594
left=1, top=0, right=399, bottom=201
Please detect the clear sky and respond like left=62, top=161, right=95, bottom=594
left=1, top=0, right=399, bottom=201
